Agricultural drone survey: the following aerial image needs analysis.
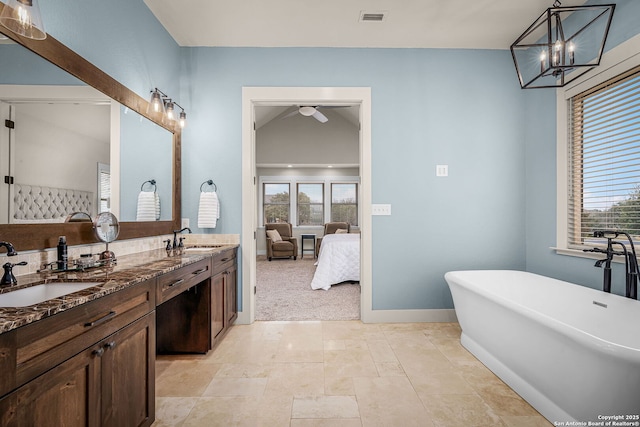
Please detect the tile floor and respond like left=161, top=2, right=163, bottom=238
left=153, top=321, right=552, bottom=426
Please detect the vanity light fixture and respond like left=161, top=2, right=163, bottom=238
left=0, top=0, right=46, bottom=40
left=176, top=105, right=187, bottom=129
left=146, top=88, right=187, bottom=129
left=510, top=1, right=615, bottom=89
left=147, top=88, right=166, bottom=115
left=164, top=99, right=175, bottom=123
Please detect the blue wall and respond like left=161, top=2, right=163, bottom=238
left=8, top=0, right=640, bottom=310
left=523, top=0, right=640, bottom=297
left=182, top=47, right=527, bottom=310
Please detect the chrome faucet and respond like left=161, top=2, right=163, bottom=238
left=172, top=227, right=192, bottom=249
left=0, top=241, right=18, bottom=257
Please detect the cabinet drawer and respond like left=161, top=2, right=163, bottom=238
left=210, top=248, right=237, bottom=276
left=5, top=278, right=155, bottom=397
left=156, top=258, right=210, bottom=305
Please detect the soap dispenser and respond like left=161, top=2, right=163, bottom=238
left=57, top=236, right=68, bottom=270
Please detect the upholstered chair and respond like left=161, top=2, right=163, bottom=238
left=315, top=222, right=350, bottom=257
left=265, top=223, right=298, bottom=261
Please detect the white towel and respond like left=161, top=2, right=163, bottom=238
left=154, top=192, right=161, bottom=220
left=136, top=191, right=156, bottom=221
left=198, top=191, right=220, bottom=228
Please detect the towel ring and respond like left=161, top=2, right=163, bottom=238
left=200, top=179, right=217, bottom=192
left=141, top=179, right=156, bottom=191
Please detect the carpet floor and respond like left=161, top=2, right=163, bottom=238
left=255, top=256, right=361, bottom=321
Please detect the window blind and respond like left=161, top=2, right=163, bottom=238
left=568, top=65, right=640, bottom=247
left=99, top=169, right=110, bottom=212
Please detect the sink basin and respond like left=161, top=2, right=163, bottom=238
left=0, top=282, right=101, bottom=308
left=183, top=245, right=225, bottom=252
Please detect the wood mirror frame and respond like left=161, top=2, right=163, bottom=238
left=0, top=11, right=181, bottom=251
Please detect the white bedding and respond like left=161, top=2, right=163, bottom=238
left=311, top=233, right=360, bottom=290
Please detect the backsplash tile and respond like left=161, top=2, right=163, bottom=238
left=1, top=234, right=240, bottom=276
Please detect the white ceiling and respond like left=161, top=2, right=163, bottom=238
left=143, top=0, right=586, bottom=49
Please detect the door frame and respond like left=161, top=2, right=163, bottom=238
left=239, top=86, right=372, bottom=324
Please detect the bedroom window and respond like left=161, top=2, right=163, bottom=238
left=567, top=65, right=640, bottom=247
left=263, top=183, right=290, bottom=223
left=297, top=183, right=323, bottom=226
left=331, top=183, right=358, bottom=226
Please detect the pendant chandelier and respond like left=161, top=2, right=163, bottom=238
left=0, top=0, right=46, bottom=41
left=510, top=1, right=615, bottom=89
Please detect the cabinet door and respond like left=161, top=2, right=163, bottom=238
left=211, top=272, right=225, bottom=342
left=224, top=265, right=238, bottom=326
left=0, top=345, right=101, bottom=427
left=101, top=313, right=155, bottom=427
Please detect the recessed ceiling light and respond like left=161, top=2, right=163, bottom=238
left=328, top=165, right=333, bottom=168
left=287, top=165, right=293, bottom=168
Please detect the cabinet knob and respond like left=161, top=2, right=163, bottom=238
left=92, top=347, right=105, bottom=357
left=104, top=341, right=116, bottom=350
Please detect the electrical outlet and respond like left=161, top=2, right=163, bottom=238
left=181, top=218, right=190, bottom=228
left=372, top=204, right=391, bottom=215
left=436, top=164, right=449, bottom=177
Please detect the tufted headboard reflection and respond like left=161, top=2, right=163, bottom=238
left=11, top=184, right=94, bottom=223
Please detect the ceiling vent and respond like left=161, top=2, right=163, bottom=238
left=359, top=11, right=386, bottom=22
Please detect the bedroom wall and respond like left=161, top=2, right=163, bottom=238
left=13, top=103, right=109, bottom=219
left=256, top=108, right=359, bottom=167
left=256, top=167, right=360, bottom=255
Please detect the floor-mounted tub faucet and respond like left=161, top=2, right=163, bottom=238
left=584, top=230, right=639, bottom=300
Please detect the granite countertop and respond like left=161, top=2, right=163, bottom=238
left=0, top=245, right=238, bottom=335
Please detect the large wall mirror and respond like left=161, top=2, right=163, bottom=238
left=0, top=18, right=180, bottom=251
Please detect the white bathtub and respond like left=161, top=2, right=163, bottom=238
left=445, top=270, right=640, bottom=423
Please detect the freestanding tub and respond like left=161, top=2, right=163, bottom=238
left=445, top=270, right=640, bottom=423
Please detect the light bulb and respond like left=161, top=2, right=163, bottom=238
left=165, top=101, right=175, bottom=121
left=150, top=91, right=163, bottom=113
left=179, top=110, right=187, bottom=128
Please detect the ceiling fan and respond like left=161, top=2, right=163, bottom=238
left=281, top=105, right=347, bottom=123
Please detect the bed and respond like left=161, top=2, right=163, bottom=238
left=311, top=233, right=360, bottom=290
left=10, top=183, right=94, bottom=223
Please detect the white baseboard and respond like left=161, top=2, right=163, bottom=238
left=362, top=308, right=457, bottom=323
left=235, top=308, right=457, bottom=325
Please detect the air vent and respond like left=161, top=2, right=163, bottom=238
left=359, top=11, right=386, bottom=22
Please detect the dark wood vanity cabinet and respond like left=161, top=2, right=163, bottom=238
left=156, top=248, right=238, bottom=353
left=156, top=258, right=211, bottom=354
left=210, top=248, right=238, bottom=349
left=0, top=279, right=156, bottom=427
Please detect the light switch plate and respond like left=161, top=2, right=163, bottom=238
left=372, top=204, right=391, bottom=215
left=181, top=218, right=190, bottom=228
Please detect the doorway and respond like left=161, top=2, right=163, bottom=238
left=240, top=87, right=372, bottom=324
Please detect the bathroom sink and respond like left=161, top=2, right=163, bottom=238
left=0, top=282, right=101, bottom=308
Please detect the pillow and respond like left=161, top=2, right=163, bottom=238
left=266, top=229, right=283, bottom=242
left=335, top=228, right=349, bottom=234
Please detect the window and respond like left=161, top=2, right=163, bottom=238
left=97, top=163, right=110, bottom=213
left=263, top=183, right=290, bottom=223
left=331, top=183, right=358, bottom=226
left=297, top=183, right=323, bottom=226
left=567, top=65, right=640, bottom=247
